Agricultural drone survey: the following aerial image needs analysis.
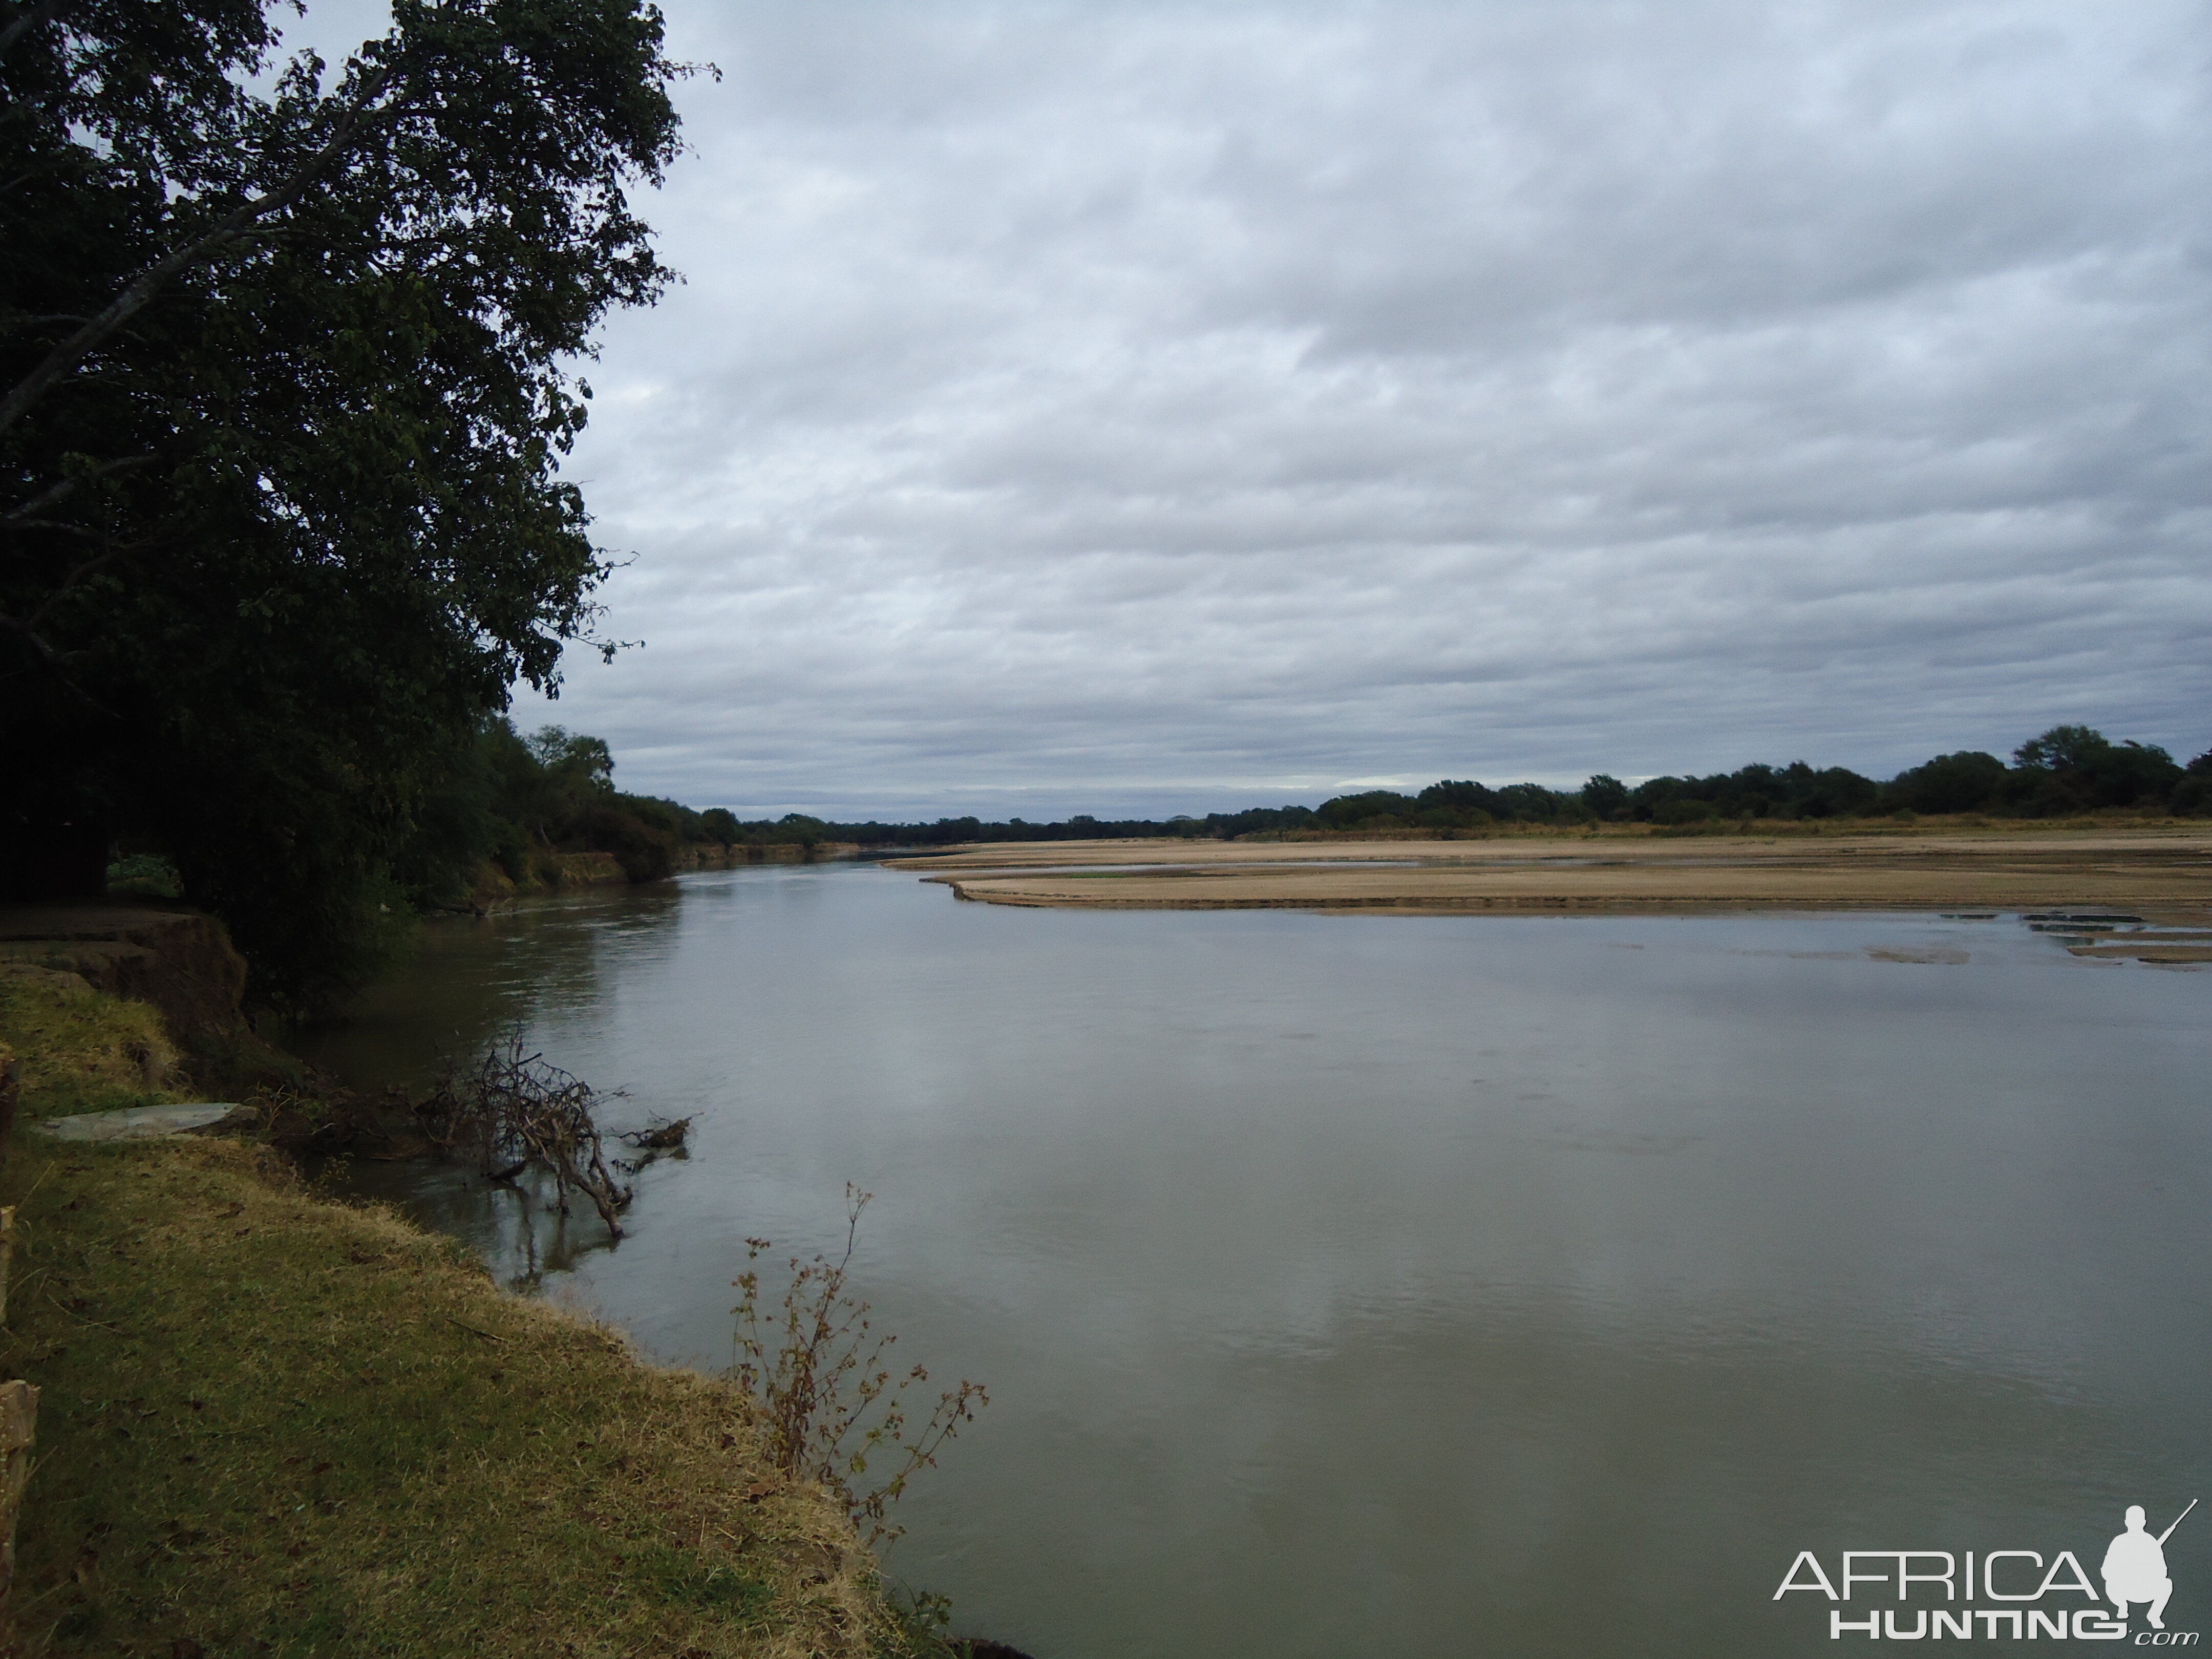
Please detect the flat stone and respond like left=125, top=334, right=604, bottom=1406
left=33, top=1103, right=243, bottom=1140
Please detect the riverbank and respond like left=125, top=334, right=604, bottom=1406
left=467, top=842, right=862, bottom=906
left=0, top=971, right=920, bottom=1657
left=887, top=823, right=2212, bottom=937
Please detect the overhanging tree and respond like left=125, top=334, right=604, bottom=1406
left=2, top=0, right=692, bottom=1010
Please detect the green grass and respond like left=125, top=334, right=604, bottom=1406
left=0, top=988, right=927, bottom=1658
left=0, top=972, right=185, bottom=1119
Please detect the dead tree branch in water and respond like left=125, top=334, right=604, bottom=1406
left=419, top=1032, right=632, bottom=1239
left=615, top=1116, right=691, bottom=1152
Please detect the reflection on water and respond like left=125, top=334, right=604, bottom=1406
left=295, top=866, right=2211, bottom=1658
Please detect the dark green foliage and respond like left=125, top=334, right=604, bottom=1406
left=1300, top=778, right=1588, bottom=834
left=2005, top=726, right=2182, bottom=813
left=1621, top=761, right=1880, bottom=822
left=104, top=851, right=184, bottom=899
left=1581, top=774, right=1630, bottom=819
left=381, top=717, right=733, bottom=892
left=1317, top=789, right=1419, bottom=830
left=771, top=813, right=831, bottom=847
left=3, top=0, right=690, bottom=1012
left=387, top=721, right=511, bottom=908
left=2174, top=750, right=2212, bottom=818
left=1888, top=750, right=2008, bottom=815
left=2013, top=725, right=2114, bottom=774
left=579, top=801, right=676, bottom=882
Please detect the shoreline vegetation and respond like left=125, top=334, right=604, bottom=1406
left=59, top=719, right=2210, bottom=1023
left=0, top=973, right=991, bottom=1659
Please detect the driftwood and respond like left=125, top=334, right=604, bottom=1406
left=615, top=1116, right=691, bottom=1152
left=0, top=1379, right=36, bottom=1604
left=416, top=1033, right=632, bottom=1238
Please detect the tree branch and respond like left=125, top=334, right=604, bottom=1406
left=0, top=607, right=82, bottom=673
left=2, top=453, right=154, bottom=522
left=0, top=518, right=98, bottom=538
left=0, top=0, right=76, bottom=63
left=0, top=608, right=116, bottom=716
left=23, top=539, right=148, bottom=627
left=0, top=57, right=399, bottom=443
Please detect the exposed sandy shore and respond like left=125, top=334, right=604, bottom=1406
left=885, top=829, right=2212, bottom=940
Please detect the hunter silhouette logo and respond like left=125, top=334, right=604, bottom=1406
left=1776, top=1499, right=2200, bottom=1643
left=2108, top=1501, right=2194, bottom=1630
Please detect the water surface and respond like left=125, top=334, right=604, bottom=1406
left=299, top=864, right=2211, bottom=1657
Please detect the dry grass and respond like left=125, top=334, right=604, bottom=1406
left=0, top=983, right=921, bottom=1658
left=0, top=1137, right=901, bottom=1657
left=0, top=972, right=181, bottom=1120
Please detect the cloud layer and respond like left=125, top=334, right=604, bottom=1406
left=496, top=0, right=2211, bottom=818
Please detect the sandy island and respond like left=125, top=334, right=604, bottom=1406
left=885, top=826, right=2212, bottom=960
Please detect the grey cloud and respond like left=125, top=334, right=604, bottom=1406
left=467, top=0, right=2212, bottom=818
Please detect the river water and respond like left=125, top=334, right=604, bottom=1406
left=296, top=862, right=2210, bottom=1658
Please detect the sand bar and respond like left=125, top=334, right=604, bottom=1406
left=885, top=828, right=2212, bottom=926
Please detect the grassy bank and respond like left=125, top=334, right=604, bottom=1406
left=0, top=970, right=186, bottom=1122
left=0, top=975, right=923, bottom=1658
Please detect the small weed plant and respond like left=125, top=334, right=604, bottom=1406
left=732, top=1185, right=987, bottom=1546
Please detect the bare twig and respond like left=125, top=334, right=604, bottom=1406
left=730, top=1186, right=988, bottom=1546
left=416, top=1031, right=631, bottom=1239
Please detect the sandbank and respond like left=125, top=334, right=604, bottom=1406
left=885, top=827, right=2212, bottom=945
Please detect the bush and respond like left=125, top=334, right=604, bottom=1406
left=732, top=1187, right=987, bottom=1548
left=105, top=853, right=183, bottom=899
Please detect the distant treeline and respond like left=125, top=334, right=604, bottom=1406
left=95, top=717, right=2211, bottom=1015
left=375, top=720, right=2211, bottom=898
left=715, top=724, right=2210, bottom=848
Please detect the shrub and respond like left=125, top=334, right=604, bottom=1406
left=732, top=1187, right=987, bottom=1547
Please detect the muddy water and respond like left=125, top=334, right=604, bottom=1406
left=295, top=863, right=2212, bottom=1658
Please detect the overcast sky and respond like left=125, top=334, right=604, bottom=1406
left=312, top=2, right=2212, bottom=819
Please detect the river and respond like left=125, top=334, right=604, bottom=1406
left=294, top=861, right=2211, bottom=1657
